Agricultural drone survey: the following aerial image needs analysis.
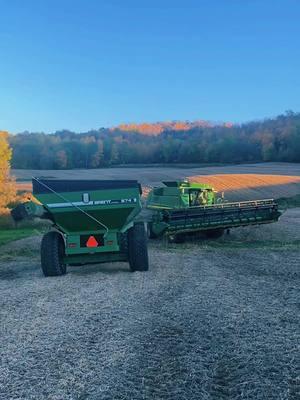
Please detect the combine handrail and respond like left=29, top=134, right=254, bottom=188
left=148, top=198, right=276, bottom=211
left=187, top=199, right=276, bottom=210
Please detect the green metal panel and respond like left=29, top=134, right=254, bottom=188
left=147, top=181, right=282, bottom=238
left=65, top=231, right=120, bottom=255
left=11, top=179, right=145, bottom=266
left=51, top=207, right=134, bottom=232
left=34, top=186, right=141, bottom=234
left=147, top=181, right=216, bottom=209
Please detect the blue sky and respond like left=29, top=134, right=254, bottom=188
left=0, top=0, right=299, bottom=133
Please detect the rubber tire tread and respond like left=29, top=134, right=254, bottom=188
left=128, top=223, right=149, bottom=272
left=41, top=231, right=66, bottom=276
left=147, top=222, right=158, bottom=239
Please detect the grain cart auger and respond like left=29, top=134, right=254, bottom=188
left=11, top=178, right=149, bottom=276
left=146, top=181, right=282, bottom=243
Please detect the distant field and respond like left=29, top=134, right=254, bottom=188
left=13, top=162, right=300, bottom=201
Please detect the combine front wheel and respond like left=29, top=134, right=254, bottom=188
left=205, top=228, right=225, bottom=239
left=41, top=231, right=66, bottom=276
left=128, top=223, right=149, bottom=272
left=168, top=233, right=185, bottom=243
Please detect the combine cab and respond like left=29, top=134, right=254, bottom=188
left=146, top=181, right=281, bottom=242
left=11, top=179, right=149, bottom=276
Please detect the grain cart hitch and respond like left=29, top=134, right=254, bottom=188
left=11, top=178, right=149, bottom=276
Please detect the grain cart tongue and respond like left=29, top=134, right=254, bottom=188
left=11, top=178, right=149, bottom=276
left=146, top=181, right=281, bottom=242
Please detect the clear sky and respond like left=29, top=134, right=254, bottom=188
left=0, top=0, right=299, bottom=133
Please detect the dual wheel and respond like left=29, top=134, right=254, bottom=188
left=40, top=223, right=149, bottom=277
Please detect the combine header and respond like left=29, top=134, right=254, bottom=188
left=146, top=181, right=281, bottom=242
left=11, top=179, right=149, bottom=276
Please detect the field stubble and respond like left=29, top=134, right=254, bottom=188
left=13, top=162, right=300, bottom=202
left=0, top=208, right=299, bottom=399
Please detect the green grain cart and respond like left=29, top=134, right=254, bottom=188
left=11, top=178, right=149, bottom=276
left=146, top=180, right=281, bottom=242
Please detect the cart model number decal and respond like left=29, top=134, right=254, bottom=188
left=94, top=198, right=137, bottom=205
left=82, top=193, right=90, bottom=203
left=46, top=198, right=137, bottom=208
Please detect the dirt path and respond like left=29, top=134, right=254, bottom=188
left=0, top=210, right=299, bottom=399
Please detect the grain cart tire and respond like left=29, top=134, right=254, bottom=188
left=119, top=232, right=128, bottom=254
left=41, top=231, right=66, bottom=276
left=147, top=222, right=158, bottom=239
left=205, top=228, right=224, bottom=239
left=128, top=223, right=149, bottom=272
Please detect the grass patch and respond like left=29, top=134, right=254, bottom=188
left=0, top=210, right=48, bottom=246
left=277, top=194, right=300, bottom=208
left=0, top=228, right=39, bottom=246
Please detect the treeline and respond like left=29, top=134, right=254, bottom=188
left=0, top=131, right=16, bottom=211
left=9, top=111, right=300, bottom=169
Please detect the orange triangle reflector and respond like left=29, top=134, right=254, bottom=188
left=86, top=236, right=99, bottom=248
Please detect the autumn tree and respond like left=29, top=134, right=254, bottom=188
left=0, top=131, right=16, bottom=211
left=6, top=111, right=300, bottom=168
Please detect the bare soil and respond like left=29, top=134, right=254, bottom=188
left=14, top=162, right=300, bottom=201
left=0, top=209, right=299, bottom=400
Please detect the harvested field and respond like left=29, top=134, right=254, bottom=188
left=189, top=174, right=300, bottom=201
left=13, top=162, right=300, bottom=201
left=0, top=209, right=299, bottom=400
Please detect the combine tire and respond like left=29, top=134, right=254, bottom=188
left=205, top=228, right=224, bottom=239
left=168, top=233, right=185, bottom=243
left=41, top=231, right=66, bottom=277
left=10, top=203, right=29, bottom=223
left=147, top=222, right=158, bottom=239
left=128, top=223, right=149, bottom=272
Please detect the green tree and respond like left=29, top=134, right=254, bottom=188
left=54, top=150, right=68, bottom=169
left=110, top=143, right=119, bottom=164
left=90, top=139, right=104, bottom=168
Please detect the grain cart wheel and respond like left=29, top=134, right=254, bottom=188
left=205, top=228, right=225, bottom=239
left=41, top=231, right=66, bottom=277
left=128, top=222, right=149, bottom=272
left=147, top=222, right=158, bottom=239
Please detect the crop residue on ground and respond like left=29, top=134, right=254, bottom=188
left=0, top=208, right=299, bottom=399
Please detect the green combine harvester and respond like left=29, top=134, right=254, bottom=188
left=146, top=180, right=281, bottom=242
left=11, top=178, right=149, bottom=276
